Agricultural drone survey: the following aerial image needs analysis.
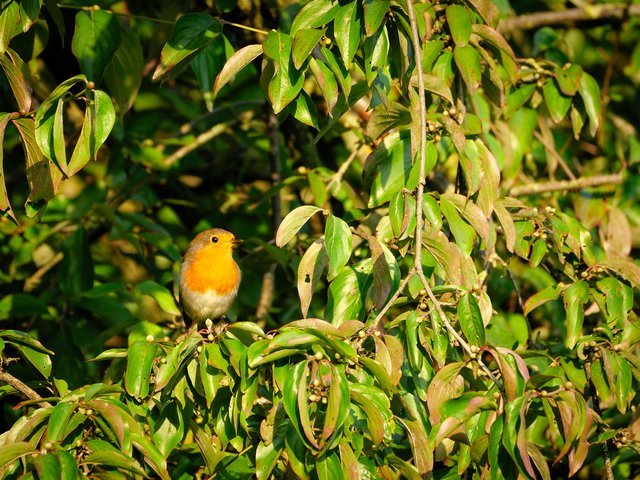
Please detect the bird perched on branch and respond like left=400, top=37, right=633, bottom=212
left=179, top=228, right=241, bottom=323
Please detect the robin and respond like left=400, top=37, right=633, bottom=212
left=179, top=228, right=242, bottom=323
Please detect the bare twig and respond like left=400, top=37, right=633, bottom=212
left=325, top=145, right=361, bottom=194
left=584, top=357, right=614, bottom=480
left=509, top=173, right=622, bottom=196
left=499, top=4, right=640, bottom=32
left=24, top=252, right=63, bottom=292
left=256, top=109, right=281, bottom=321
left=533, top=130, right=576, bottom=181
left=371, top=267, right=416, bottom=327
left=164, top=123, right=229, bottom=167
left=417, top=270, right=504, bottom=392
left=0, top=369, right=51, bottom=408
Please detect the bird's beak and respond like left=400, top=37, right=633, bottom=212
left=232, top=238, right=243, bottom=247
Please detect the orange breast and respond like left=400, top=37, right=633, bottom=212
left=184, top=246, right=239, bottom=295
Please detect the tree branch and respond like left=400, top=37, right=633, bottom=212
left=509, top=173, right=622, bottom=196
left=0, top=369, right=51, bottom=408
left=499, top=4, right=640, bottom=33
left=164, top=123, right=229, bottom=167
left=256, top=109, right=282, bottom=322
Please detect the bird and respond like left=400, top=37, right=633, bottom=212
left=179, top=228, right=242, bottom=323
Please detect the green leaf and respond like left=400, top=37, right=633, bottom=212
left=555, top=64, right=582, bottom=96
left=84, top=448, right=146, bottom=476
left=349, top=383, right=391, bottom=445
left=276, top=205, right=323, bottom=247
left=309, top=57, right=339, bottom=113
left=325, top=215, right=352, bottom=280
left=66, top=89, right=116, bottom=176
left=297, top=238, right=329, bottom=318
left=458, top=293, right=485, bottom=346
left=0, top=2, right=22, bottom=54
left=263, top=30, right=305, bottom=113
left=316, top=450, right=344, bottom=480
left=152, top=13, right=222, bottom=81
left=213, top=43, right=262, bottom=99
left=290, top=0, right=340, bottom=34
left=104, top=26, right=144, bottom=116
left=577, top=72, right=601, bottom=136
left=190, top=36, right=229, bottom=112
left=363, top=0, right=390, bottom=37
left=599, top=258, right=640, bottom=290
left=34, top=74, right=87, bottom=173
left=543, top=79, right=571, bottom=123
left=137, top=280, right=181, bottom=315
left=563, top=280, right=589, bottom=349
left=13, top=117, right=62, bottom=213
left=43, top=0, right=65, bottom=42
left=440, top=196, right=476, bottom=256
left=365, top=130, right=415, bottom=207
left=13, top=341, right=52, bottom=378
left=446, top=5, right=472, bottom=47
left=0, top=442, right=35, bottom=471
left=319, top=45, right=351, bottom=97
left=125, top=340, right=157, bottom=399
left=454, top=44, right=482, bottom=93
left=326, top=263, right=372, bottom=324
left=292, top=28, right=325, bottom=70
left=71, top=10, right=121, bottom=82
left=152, top=402, right=185, bottom=457
left=289, top=90, right=320, bottom=129
left=334, top=2, right=361, bottom=67
left=523, top=284, right=562, bottom=316
left=47, top=402, right=75, bottom=443
left=0, top=113, right=17, bottom=222
left=529, top=238, right=548, bottom=268
left=0, top=49, right=33, bottom=112
left=426, top=362, right=465, bottom=424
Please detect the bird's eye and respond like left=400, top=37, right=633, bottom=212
left=211, top=236, right=218, bottom=243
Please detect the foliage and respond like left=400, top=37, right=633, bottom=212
left=1, top=0, right=640, bottom=478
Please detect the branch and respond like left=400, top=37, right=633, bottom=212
left=256, top=109, right=281, bottom=321
left=417, top=269, right=504, bottom=393
left=509, top=173, right=622, bottom=196
left=0, top=369, right=51, bottom=408
left=584, top=356, right=614, bottom=480
left=499, top=4, right=640, bottom=32
left=164, top=123, right=229, bottom=167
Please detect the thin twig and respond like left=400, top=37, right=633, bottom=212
left=370, top=267, right=416, bottom=328
left=0, top=370, right=51, bottom=408
left=417, top=270, right=504, bottom=392
left=325, top=145, right=361, bottom=194
left=164, top=123, right=229, bottom=167
left=584, top=357, right=614, bottom=480
left=533, top=130, right=576, bottom=181
left=256, top=109, right=281, bottom=321
left=509, top=173, right=622, bottom=196
left=218, top=19, right=269, bottom=36
left=58, top=4, right=175, bottom=24
left=405, top=0, right=428, bottom=277
left=499, top=4, right=640, bottom=32
left=24, top=252, right=64, bottom=292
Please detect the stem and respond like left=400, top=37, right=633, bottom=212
left=509, top=173, right=622, bottom=196
left=164, top=123, right=229, bottom=167
left=405, top=0, right=428, bottom=276
left=417, top=270, right=504, bottom=392
left=584, top=357, right=614, bottom=480
left=0, top=369, right=51, bottom=408
left=499, top=4, right=640, bottom=32
left=218, top=19, right=269, bottom=36
left=256, top=109, right=281, bottom=321
left=57, top=4, right=174, bottom=24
